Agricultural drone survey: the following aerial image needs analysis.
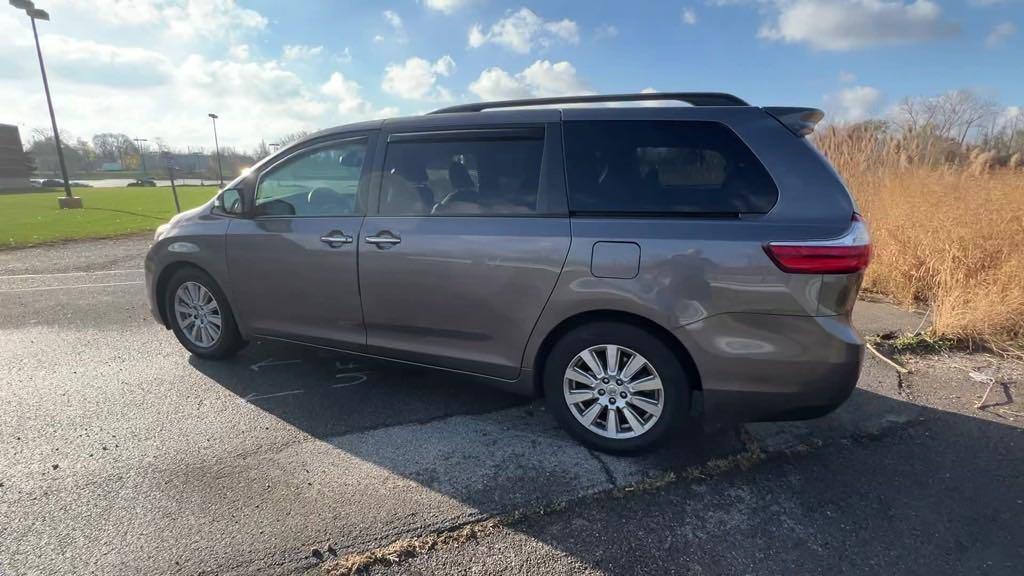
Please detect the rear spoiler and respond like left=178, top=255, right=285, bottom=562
left=764, top=107, right=824, bottom=137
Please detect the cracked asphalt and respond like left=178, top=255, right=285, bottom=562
left=1, top=237, right=1021, bottom=575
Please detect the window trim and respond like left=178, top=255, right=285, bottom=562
left=388, top=127, right=545, bottom=144
left=376, top=125, right=564, bottom=218
left=560, top=119, right=779, bottom=218
left=252, top=135, right=372, bottom=220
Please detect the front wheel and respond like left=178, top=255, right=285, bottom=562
left=164, top=267, right=244, bottom=359
left=543, top=322, right=691, bottom=454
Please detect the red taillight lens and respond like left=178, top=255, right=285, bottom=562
left=764, top=214, right=871, bottom=274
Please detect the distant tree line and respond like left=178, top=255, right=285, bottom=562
left=818, top=89, right=1023, bottom=172
left=25, top=129, right=265, bottom=179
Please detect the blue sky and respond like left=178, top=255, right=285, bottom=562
left=0, top=0, right=1021, bottom=150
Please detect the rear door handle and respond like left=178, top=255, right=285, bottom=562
left=365, top=232, right=401, bottom=247
left=320, top=230, right=353, bottom=247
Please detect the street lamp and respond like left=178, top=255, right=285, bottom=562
left=208, top=113, right=224, bottom=186
left=133, top=138, right=148, bottom=176
left=10, top=0, right=79, bottom=208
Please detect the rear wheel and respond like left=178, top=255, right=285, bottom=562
left=164, top=267, right=244, bottom=359
left=543, top=322, right=691, bottom=454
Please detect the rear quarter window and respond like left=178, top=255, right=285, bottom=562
left=563, top=120, right=778, bottom=215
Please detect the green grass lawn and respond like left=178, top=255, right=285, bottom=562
left=0, top=186, right=218, bottom=249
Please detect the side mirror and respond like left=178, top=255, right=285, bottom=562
left=214, top=188, right=244, bottom=215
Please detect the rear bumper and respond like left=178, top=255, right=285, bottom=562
left=676, top=313, right=863, bottom=424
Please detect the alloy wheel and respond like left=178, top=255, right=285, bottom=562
left=173, top=281, right=222, bottom=348
left=563, top=344, right=665, bottom=439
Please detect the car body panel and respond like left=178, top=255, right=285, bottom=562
left=680, top=312, right=863, bottom=423
left=358, top=216, right=570, bottom=379
left=224, top=215, right=366, bottom=348
left=145, top=200, right=232, bottom=327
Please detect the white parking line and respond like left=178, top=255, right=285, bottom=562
left=0, top=281, right=144, bottom=293
left=0, top=269, right=143, bottom=279
left=241, top=389, right=304, bottom=402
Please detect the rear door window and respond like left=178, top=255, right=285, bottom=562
left=380, top=129, right=545, bottom=216
left=562, top=120, right=778, bottom=215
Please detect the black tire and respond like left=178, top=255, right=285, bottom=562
left=164, top=266, right=244, bottom=359
left=543, top=322, right=691, bottom=454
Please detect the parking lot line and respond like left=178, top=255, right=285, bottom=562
left=0, top=281, right=144, bottom=292
left=0, top=269, right=143, bottom=279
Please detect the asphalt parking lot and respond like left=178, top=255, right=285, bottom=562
left=1, top=236, right=1021, bottom=575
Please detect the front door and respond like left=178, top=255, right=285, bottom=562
left=358, top=127, right=571, bottom=379
left=226, top=136, right=372, bottom=349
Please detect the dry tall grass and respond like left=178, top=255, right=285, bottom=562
left=815, top=125, right=1024, bottom=354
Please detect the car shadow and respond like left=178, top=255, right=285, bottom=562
left=189, top=340, right=1023, bottom=574
left=189, top=339, right=746, bottom=508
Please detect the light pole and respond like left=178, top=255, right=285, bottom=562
left=10, top=0, right=78, bottom=208
left=133, top=137, right=148, bottom=176
left=208, top=113, right=223, bottom=186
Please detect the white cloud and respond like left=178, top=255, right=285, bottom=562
left=468, top=25, right=488, bottom=47
left=758, top=0, right=958, bottom=51
left=469, top=60, right=590, bottom=101
left=282, top=44, right=325, bottom=61
left=320, top=72, right=372, bottom=115
left=48, top=0, right=267, bottom=41
left=682, top=8, right=698, bottom=25
left=382, top=55, right=456, bottom=101
left=39, top=35, right=171, bottom=87
left=432, top=54, right=457, bottom=76
left=594, top=24, right=619, bottom=40
left=336, top=47, right=353, bottom=64
left=467, top=8, right=580, bottom=53
left=228, top=44, right=250, bottom=60
left=986, top=21, right=1016, bottom=48
left=84, top=0, right=165, bottom=25
left=839, top=70, right=857, bottom=83
left=384, top=9, right=403, bottom=29
left=0, top=1, right=397, bottom=150
left=380, top=9, right=408, bottom=43
left=825, top=85, right=884, bottom=122
left=162, top=0, right=268, bottom=41
left=422, top=0, right=471, bottom=14
left=468, top=68, right=531, bottom=101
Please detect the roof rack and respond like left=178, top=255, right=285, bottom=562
left=428, top=92, right=750, bottom=114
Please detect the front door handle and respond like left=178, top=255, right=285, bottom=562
left=320, top=230, right=353, bottom=247
left=365, top=232, right=401, bottom=248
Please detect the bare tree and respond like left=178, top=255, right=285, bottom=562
left=277, top=130, right=310, bottom=147
left=895, top=89, right=997, bottom=144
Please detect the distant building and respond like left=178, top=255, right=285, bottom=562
left=100, top=161, right=123, bottom=171
left=0, top=124, right=33, bottom=190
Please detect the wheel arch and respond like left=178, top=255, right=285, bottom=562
left=154, top=261, right=216, bottom=328
left=532, top=309, right=703, bottom=399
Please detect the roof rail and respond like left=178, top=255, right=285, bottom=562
left=428, top=92, right=750, bottom=114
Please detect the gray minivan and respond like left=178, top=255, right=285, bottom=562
left=146, top=93, right=870, bottom=453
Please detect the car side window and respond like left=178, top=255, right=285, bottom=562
left=563, top=120, right=779, bottom=215
left=380, top=131, right=545, bottom=216
left=255, top=139, right=367, bottom=217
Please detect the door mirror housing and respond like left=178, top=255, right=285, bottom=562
left=213, top=188, right=244, bottom=216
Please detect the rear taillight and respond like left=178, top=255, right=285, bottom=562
left=764, top=214, right=871, bottom=274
